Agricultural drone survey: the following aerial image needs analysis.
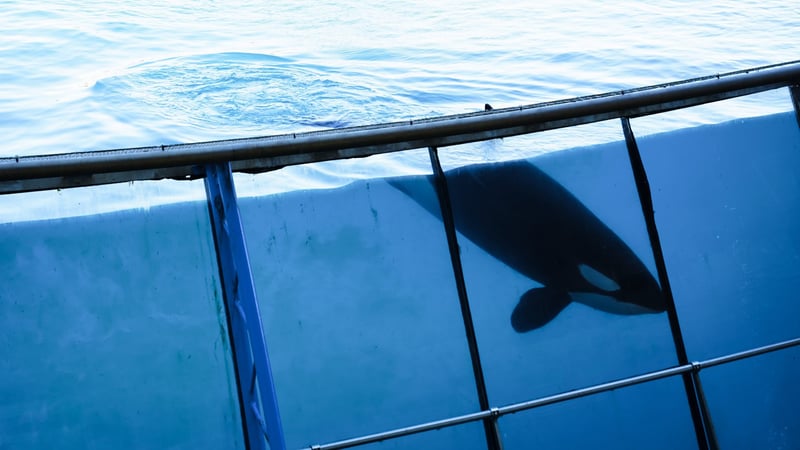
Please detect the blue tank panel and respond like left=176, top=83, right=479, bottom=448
left=0, top=190, right=244, bottom=449
left=638, top=112, right=800, bottom=360
left=498, top=376, right=696, bottom=449
left=699, top=345, right=800, bottom=449
left=238, top=171, right=481, bottom=448
left=428, top=137, right=677, bottom=406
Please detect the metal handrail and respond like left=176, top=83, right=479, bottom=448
left=308, top=337, right=800, bottom=450
left=1, top=60, right=799, bottom=194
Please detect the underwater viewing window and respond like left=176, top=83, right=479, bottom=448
left=435, top=124, right=677, bottom=404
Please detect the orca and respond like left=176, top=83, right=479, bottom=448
left=389, top=159, right=666, bottom=332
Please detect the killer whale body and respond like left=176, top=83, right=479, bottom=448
left=389, top=159, right=666, bottom=332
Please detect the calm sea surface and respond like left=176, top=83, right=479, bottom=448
left=1, top=1, right=798, bottom=217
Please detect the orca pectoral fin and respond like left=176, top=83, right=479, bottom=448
left=511, top=287, right=571, bottom=332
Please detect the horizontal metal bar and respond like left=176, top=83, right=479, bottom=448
left=307, top=336, right=800, bottom=450
left=2, top=60, right=800, bottom=194
left=308, top=410, right=495, bottom=450
left=496, top=365, right=691, bottom=417
left=696, top=336, right=800, bottom=370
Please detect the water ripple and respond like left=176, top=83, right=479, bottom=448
left=92, top=52, right=441, bottom=142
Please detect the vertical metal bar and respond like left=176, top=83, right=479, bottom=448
left=205, top=162, right=287, bottom=450
left=620, top=118, right=717, bottom=450
left=790, top=85, right=800, bottom=130
left=427, top=147, right=503, bottom=450
left=690, top=368, right=719, bottom=448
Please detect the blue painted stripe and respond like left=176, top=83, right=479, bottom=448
left=205, top=162, right=286, bottom=450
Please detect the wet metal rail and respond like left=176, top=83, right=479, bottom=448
left=1, top=60, right=799, bottom=194
left=308, top=337, right=800, bottom=450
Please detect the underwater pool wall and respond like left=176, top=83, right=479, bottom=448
left=1, top=109, right=799, bottom=450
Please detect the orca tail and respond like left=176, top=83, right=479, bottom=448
left=511, top=287, right=571, bottom=332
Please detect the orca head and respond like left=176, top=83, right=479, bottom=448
left=612, top=268, right=666, bottom=312
left=576, top=263, right=666, bottom=314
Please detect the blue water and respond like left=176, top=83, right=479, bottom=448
left=0, top=1, right=798, bottom=219
left=2, top=1, right=797, bottom=152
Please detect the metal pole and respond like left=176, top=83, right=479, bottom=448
left=205, top=162, right=287, bottom=450
left=428, top=147, right=503, bottom=450
left=620, top=117, right=716, bottom=450
left=690, top=368, right=720, bottom=449
left=790, top=85, right=800, bottom=130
